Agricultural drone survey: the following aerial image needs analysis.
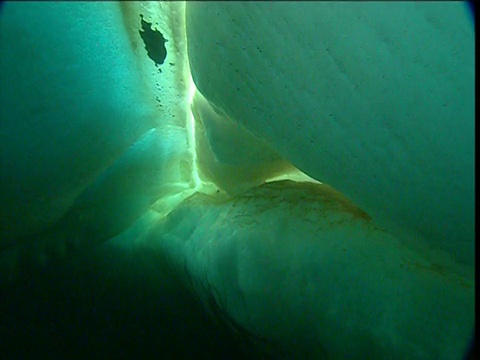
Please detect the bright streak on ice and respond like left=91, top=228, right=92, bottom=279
left=186, top=75, right=202, bottom=192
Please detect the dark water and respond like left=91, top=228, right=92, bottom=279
left=0, top=239, right=261, bottom=360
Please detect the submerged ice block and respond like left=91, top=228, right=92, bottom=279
left=0, top=1, right=194, bottom=250
left=144, top=180, right=474, bottom=359
left=185, top=2, right=475, bottom=266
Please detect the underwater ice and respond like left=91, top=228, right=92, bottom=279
left=0, top=2, right=474, bottom=359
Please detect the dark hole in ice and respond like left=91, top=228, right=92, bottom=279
left=139, top=14, right=168, bottom=68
